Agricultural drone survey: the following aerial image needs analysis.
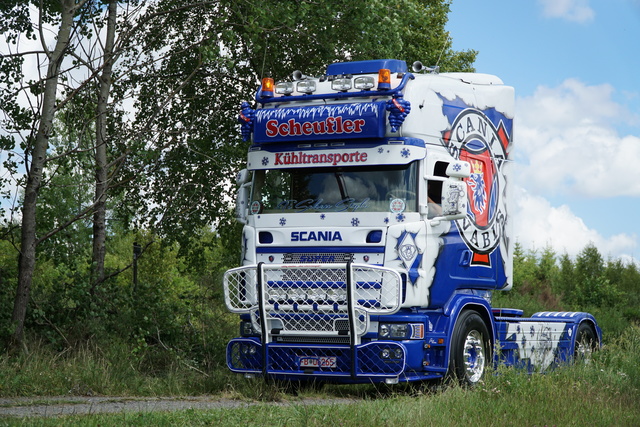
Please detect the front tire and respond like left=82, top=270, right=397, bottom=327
left=448, top=310, right=492, bottom=386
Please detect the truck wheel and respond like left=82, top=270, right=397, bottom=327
left=574, top=323, right=597, bottom=363
left=448, top=310, right=491, bottom=386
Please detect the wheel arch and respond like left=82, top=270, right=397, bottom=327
left=444, top=296, right=496, bottom=371
left=576, top=318, right=602, bottom=348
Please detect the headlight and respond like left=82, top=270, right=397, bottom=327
left=379, top=324, right=390, bottom=338
left=390, top=324, right=408, bottom=338
left=378, top=323, right=424, bottom=339
left=240, top=320, right=256, bottom=336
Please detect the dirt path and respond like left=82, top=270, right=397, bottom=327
left=0, top=395, right=357, bottom=418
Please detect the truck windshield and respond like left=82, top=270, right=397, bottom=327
left=250, top=163, right=418, bottom=214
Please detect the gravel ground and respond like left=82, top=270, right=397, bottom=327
left=0, top=396, right=357, bottom=418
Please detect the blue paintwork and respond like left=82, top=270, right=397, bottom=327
left=429, top=223, right=509, bottom=308
left=326, top=59, right=409, bottom=76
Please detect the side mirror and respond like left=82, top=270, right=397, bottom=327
left=445, top=161, right=471, bottom=179
left=440, top=179, right=467, bottom=219
left=235, top=183, right=251, bottom=224
left=236, top=168, right=250, bottom=186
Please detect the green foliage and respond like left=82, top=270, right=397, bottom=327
left=496, top=242, right=639, bottom=340
left=0, top=238, right=18, bottom=342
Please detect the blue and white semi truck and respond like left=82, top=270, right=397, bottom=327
left=223, top=59, right=601, bottom=385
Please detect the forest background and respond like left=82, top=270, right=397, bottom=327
left=0, top=0, right=638, bottom=400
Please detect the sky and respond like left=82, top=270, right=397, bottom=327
left=446, top=0, right=640, bottom=262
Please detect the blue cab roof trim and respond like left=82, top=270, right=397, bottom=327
left=326, top=59, right=408, bottom=76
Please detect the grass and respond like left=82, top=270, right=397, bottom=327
left=0, top=316, right=639, bottom=425
left=0, top=339, right=239, bottom=397
left=0, top=325, right=638, bottom=425
left=3, top=364, right=639, bottom=426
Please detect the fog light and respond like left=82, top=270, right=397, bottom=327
left=331, top=77, right=352, bottom=91
left=354, top=76, right=375, bottom=90
left=381, top=348, right=391, bottom=359
left=297, top=80, right=316, bottom=94
left=275, top=81, right=294, bottom=95
left=393, top=348, right=403, bottom=359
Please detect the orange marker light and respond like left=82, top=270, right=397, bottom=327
left=261, top=77, right=275, bottom=97
left=378, top=69, right=391, bottom=90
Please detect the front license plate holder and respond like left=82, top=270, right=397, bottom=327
left=298, top=356, right=337, bottom=369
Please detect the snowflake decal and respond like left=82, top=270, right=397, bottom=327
left=453, top=163, right=462, bottom=172
left=279, top=217, right=286, bottom=226
left=396, top=213, right=405, bottom=222
left=351, top=218, right=360, bottom=227
left=378, top=147, right=384, bottom=154
left=262, top=157, right=269, bottom=166
left=401, top=148, right=410, bottom=158
left=383, top=217, right=390, bottom=224
left=320, top=214, right=326, bottom=220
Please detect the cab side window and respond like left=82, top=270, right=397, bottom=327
left=427, top=161, right=449, bottom=218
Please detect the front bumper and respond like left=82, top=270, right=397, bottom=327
left=227, top=338, right=442, bottom=383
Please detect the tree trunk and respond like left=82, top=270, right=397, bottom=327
left=11, top=1, right=76, bottom=350
left=92, top=0, right=118, bottom=288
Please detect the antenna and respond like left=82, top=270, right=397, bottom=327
left=434, top=35, right=451, bottom=70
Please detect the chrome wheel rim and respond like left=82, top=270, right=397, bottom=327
left=463, top=330, right=486, bottom=383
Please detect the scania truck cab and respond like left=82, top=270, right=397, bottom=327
left=223, top=59, right=601, bottom=385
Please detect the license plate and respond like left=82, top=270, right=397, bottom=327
left=299, top=356, right=337, bottom=369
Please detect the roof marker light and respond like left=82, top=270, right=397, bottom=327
left=378, top=69, right=391, bottom=90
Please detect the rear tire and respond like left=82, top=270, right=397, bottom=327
left=574, top=323, right=597, bottom=363
left=448, top=310, right=492, bottom=386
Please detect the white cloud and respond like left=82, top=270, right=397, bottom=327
left=538, top=0, right=595, bottom=23
left=513, top=188, right=637, bottom=259
left=511, top=78, right=639, bottom=261
left=515, top=79, right=640, bottom=198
